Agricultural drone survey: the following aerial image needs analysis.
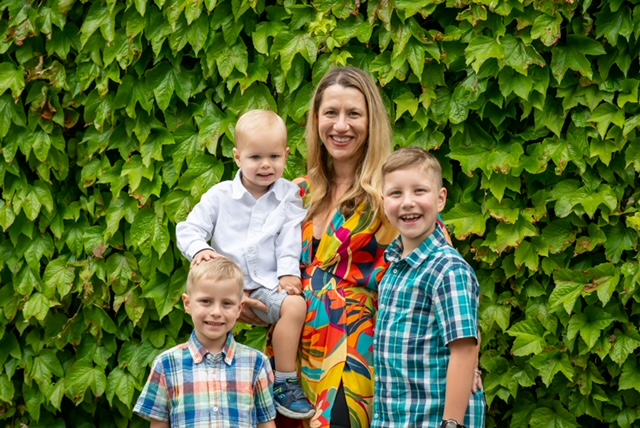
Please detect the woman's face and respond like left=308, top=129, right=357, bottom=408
left=317, top=84, right=369, bottom=166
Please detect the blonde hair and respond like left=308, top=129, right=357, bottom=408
left=235, top=109, right=288, bottom=148
left=186, top=258, right=244, bottom=296
left=382, top=148, right=443, bottom=188
left=305, top=67, right=393, bottom=219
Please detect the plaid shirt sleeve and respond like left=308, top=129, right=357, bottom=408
left=133, top=356, right=170, bottom=422
left=253, top=354, right=276, bottom=423
left=434, top=261, right=479, bottom=345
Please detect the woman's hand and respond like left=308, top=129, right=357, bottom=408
left=238, top=292, right=269, bottom=326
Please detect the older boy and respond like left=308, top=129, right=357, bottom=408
left=175, top=110, right=313, bottom=418
left=372, top=148, right=486, bottom=428
left=134, top=258, right=276, bottom=427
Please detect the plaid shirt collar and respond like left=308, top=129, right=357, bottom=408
left=187, top=331, right=236, bottom=366
left=385, top=225, right=448, bottom=268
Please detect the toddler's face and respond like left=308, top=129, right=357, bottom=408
left=234, top=132, right=289, bottom=199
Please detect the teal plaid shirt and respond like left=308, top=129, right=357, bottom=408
left=134, top=331, right=275, bottom=427
left=372, top=226, right=486, bottom=428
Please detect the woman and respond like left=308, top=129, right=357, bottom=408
left=291, top=66, right=398, bottom=428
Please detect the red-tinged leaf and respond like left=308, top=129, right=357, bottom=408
left=124, top=288, right=145, bottom=324
left=531, top=12, right=562, bottom=46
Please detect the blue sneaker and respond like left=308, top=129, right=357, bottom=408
left=273, top=378, right=315, bottom=419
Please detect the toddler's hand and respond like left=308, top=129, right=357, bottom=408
left=191, top=249, right=220, bottom=266
left=278, top=275, right=302, bottom=295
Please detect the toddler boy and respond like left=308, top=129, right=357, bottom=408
left=372, top=147, right=486, bottom=428
left=176, top=110, right=313, bottom=419
left=134, top=258, right=276, bottom=427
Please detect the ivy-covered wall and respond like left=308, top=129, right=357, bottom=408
left=1, top=0, right=639, bottom=426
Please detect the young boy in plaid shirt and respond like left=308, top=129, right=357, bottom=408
left=372, top=148, right=486, bottom=428
left=134, top=258, right=276, bottom=427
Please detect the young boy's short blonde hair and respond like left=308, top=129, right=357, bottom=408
left=234, top=109, right=287, bottom=148
left=186, top=258, right=244, bottom=296
left=382, top=147, right=443, bottom=188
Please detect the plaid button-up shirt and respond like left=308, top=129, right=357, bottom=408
left=372, top=226, right=486, bottom=428
left=134, top=331, right=275, bottom=427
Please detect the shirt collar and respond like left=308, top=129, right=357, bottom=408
left=385, top=225, right=448, bottom=268
left=231, top=170, right=289, bottom=201
left=187, top=331, right=237, bottom=366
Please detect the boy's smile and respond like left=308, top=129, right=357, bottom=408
left=182, top=277, right=244, bottom=354
left=383, top=166, right=447, bottom=257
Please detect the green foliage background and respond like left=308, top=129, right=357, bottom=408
left=1, top=0, right=640, bottom=426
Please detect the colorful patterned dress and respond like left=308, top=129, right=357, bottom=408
left=295, top=176, right=398, bottom=428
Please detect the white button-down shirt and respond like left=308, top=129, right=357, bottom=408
left=176, top=172, right=306, bottom=290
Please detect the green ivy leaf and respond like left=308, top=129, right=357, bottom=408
left=393, top=91, right=419, bottom=120
left=0, top=374, right=15, bottom=403
left=551, top=35, right=606, bottom=83
left=105, top=194, right=138, bottom=238
left=145, top=62, right=193, bottom=110
left=610, top=327, right=640, bottom=366
left=27, top=349, right=64, bottom=385
left=567, top=306, right=615, bottom=350
left=65, top=359, right=107, bottom=402
left=79, top=2, right=110, bottom=48
left=141, top=269, right=186, bottom=319
left=529, top=402, right=578, bottom=428
left=594, top=6, right=634, bottom=46
left=465, top=36, right=504, bottom=74
left=43, top=257, right=76, bottom=299
left=23, top=292, right=58, bottom=321
left=550, top=269, right=586, bottom=315
left=279, top=33, right=318, bottom=73
left=0, top=63, right=26, bottom=98
left=530, top=349, right=575, bottom=386
left=500, top=35, right=545, bottom=75
left=106, top=367, right=137, bottom=407
left=619, top=358, right=640, bottom=393
left=129, top=208, right=170, bottom=257
left=588, top=103, right=626, bottom=139
left=507, top=319, right=547, bottom=356
left=603, top=222, right=637, bottom=263
left=443, top=202, right=489, bottom=239
left=514, top=240, right=539, bottom=271
left=106, top=252, right=138, bottom=295
left=531, top=12, right=562, bottom=47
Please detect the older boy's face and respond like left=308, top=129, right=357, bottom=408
left=382, top=166, right=447, bottom=256
left=182, top=277, right=243, bottom=353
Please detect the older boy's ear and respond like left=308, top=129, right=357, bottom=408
left=437, top=187, right=447, bottom=213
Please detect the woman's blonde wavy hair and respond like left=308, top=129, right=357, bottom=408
left=305, top=67, right=392, bottom=220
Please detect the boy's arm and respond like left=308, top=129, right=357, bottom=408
left=275, top=184, right=307, bottom=278
left=175, top=188, right=219, bottom=261
left=150, top=419, right=170, bottom=428
left=443, top=337, right=478, bottom=423
left=258, top=422, right=276, bottom=428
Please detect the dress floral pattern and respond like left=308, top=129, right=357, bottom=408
left=295, top=176, right=397, bottom=428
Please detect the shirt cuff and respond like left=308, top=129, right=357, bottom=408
left=277, top=257, right=301, bottom=278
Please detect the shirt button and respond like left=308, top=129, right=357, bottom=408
left=373, top=339, right=377, bottom=344
left=393, top=269, right=398, bottom=274
left=379, top=304, right=384, bottom=309
left=374, top=413, right=378, bottom=418
left=213, top=407, right=219, bottom=412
